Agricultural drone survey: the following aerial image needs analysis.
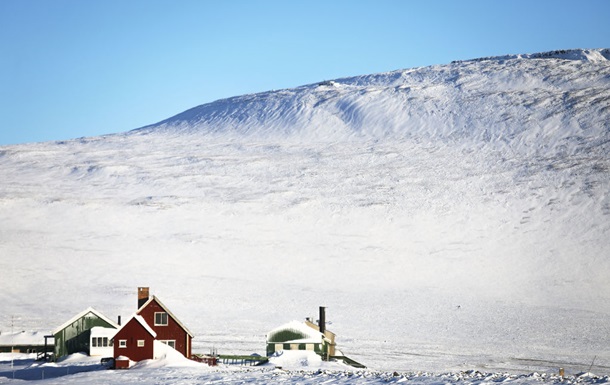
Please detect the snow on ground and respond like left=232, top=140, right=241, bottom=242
left=0, top=49, right=609, bottom=380
left=1, top=352, right=609, bottom=385
left=0, top=353, right=106, bottom=381
left=268, top=350, right=351, bottom=370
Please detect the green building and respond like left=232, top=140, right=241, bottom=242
left=52, top=307, right=118, bottom=360
left=266, top=320, right=333, bottom=358
left=266, top=308, right=366, bottom=369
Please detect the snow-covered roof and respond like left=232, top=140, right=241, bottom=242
left=0, top=331, right=48, bottom=346
left=52, top=307, right=119, bottom=335
left=90, top=326, right=118, bottom=337
left=137, top=296, right=194, bottom=337
left=267, top=320, right=325, bottom=344
left=115, top=315, right=157, bottom=338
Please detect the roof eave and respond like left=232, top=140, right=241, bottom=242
left=52, top=307, right=119, bottom=335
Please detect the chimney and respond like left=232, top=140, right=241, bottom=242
left=117, top=315, right=121, bottom=326
left=319, top=306, right=326, bottom=335
left=138, top=287, right=150, bottom=309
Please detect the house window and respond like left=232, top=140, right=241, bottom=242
left=119, top=340, right=127, bottom=348
left=160, top=340, right=176, bottom=349
left=137, top=340, right=145, bottom=347
left=154, top=312, right=168, bottom=326
left=93, top=337, right=108, bottom=347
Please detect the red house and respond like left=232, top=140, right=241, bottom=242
left=113, top=315, right=156, bottom=365
left=112, top=288, right=195, bottom=367
left=135, top=287, right=194, bottom=359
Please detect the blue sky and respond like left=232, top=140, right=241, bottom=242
left=1, top=0, right=609, bottom=145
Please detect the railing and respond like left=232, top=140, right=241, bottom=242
left=191, top=354, right=218, bottom=366
left=330, top=355, right=366, bottom=369
left=217, top=354, right=269, bottom=366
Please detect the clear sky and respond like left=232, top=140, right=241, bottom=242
left=1, top=0, right=609, bottom=145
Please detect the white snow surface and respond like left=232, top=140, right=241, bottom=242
left=0, top=332, right=47, bottom=346
left=0, top=49, right=609, bottom=382
left=1, top=352, right=609, bottom=385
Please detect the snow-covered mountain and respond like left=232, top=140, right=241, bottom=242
left=0, top=49, right=609, bottom=375
left=136, top=48, right=609, bottom=157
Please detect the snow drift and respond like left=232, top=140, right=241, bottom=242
left=0, top=49, right=609, bottom=375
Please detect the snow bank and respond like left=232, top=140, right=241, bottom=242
left=56, top=352, right=100, bottom=364
left=0, top=353, right=105, bottom=382
left=267, top=350, right=350, bottom=371
left=132, top=340, right=206, bottom=369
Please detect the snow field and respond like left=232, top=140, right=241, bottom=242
left=0, top=49, right=609, bottom=377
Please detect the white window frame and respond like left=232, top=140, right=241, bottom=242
left=119, top=340, right=127, bottom=348
left=159, top=340, right=176, bottom=349
left=137, top=340, right=145, bottom=347
left=154, top=312, right=168, bottom=326
left=93, top=337, right=108, bottom=347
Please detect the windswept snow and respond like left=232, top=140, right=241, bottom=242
left=135, top=49, right=610, bottom=160
left=1, top=352, right=610, bottom=385
left=0, top=49, right=609, bottom=379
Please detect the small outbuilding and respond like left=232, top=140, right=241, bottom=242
left=266, top=320, right=331, bottom=358
left=266, top=307, right=365, bottom=368
left=0, top=331, right=52, bottom=357
left=266, top=307, right=336, bottom=359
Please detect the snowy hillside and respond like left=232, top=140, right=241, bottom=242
left=136, top=49, right=610, bottom=157
left=0, top=49, right=609, bottom=375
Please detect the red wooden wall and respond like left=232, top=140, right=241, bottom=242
left=113, top=318, right=154, bottom=362
left=138, top=299, right=192, bottom=358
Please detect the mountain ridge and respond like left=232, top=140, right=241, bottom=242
left=132, top=48, right=610, bottom=158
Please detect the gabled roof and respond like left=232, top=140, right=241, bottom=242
left=115, top=315, right=157, bottom=338
left=136, top=295, right=194, bottom=337
left=53, top=307, right=119, bottom=335
left=267, top=320, right=327, bottom=344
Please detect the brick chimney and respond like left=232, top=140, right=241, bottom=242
left=138, top=287, right=150, bottom=309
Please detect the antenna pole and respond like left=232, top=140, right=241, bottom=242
left=588, top=355, right=597, bottom=373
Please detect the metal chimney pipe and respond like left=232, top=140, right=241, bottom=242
left=319, top=306, right=326, bottom=335
left=117, top=315, right=121, bottom=326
